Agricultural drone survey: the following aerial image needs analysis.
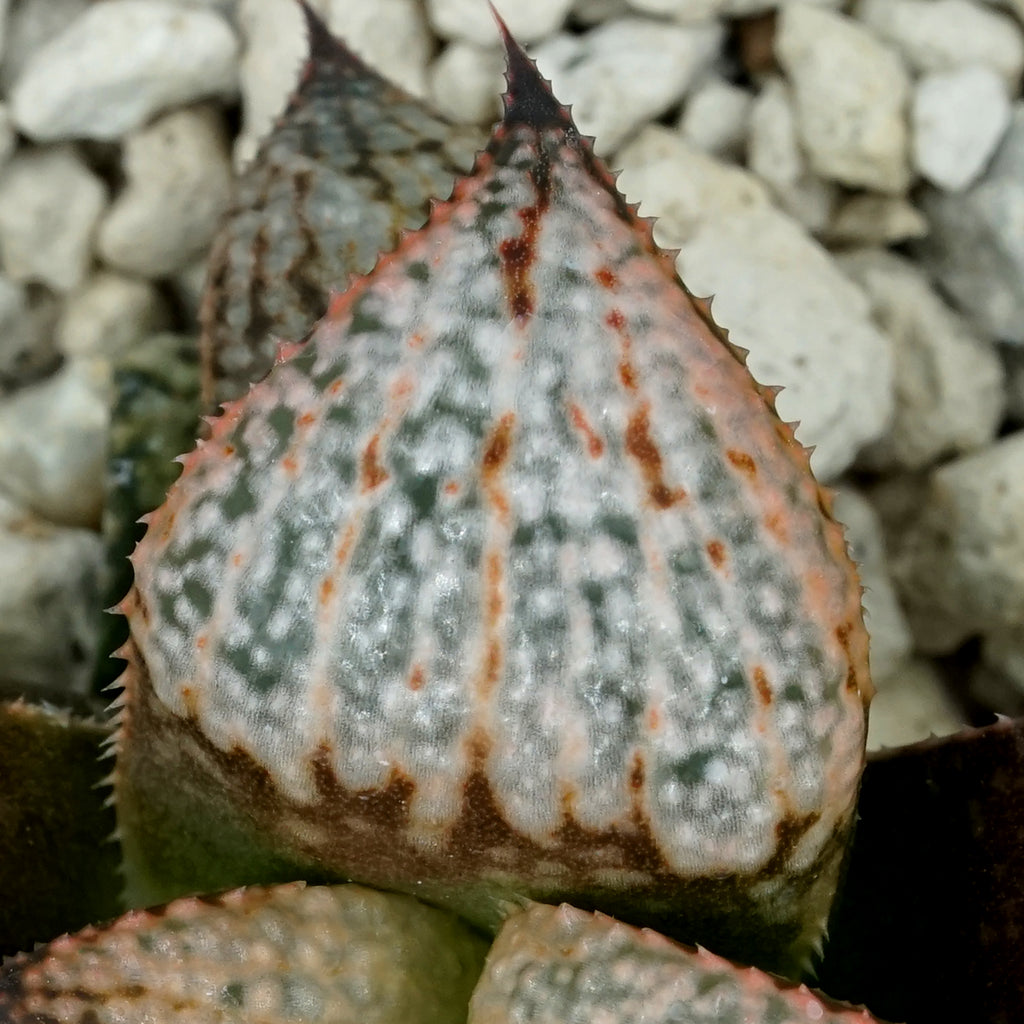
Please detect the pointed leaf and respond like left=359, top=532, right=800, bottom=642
left=119, top=25, right=869, bottom=976
left=468, top=902, right=888, bottom=1024
left=0, top=882, right=487, bottom=1023
left=92, top=333, right=202, bottom=695
left=199, top=3, right=482, bottom=408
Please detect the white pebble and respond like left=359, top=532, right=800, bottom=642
left=533, top=18, right=724, bottom=155
left=234, top=0, right=307, bottom=169
left=912, top=65, right=1011, bottom=192
left=429, top=42, right=503, bottom=126
left=616, top=125, right=770, bottom=248
left=856, top=0, right=1024, bottom=93
left=747, top=76, right=837, bottom=232
left=912, top=102, right=1024, bottom=344
left=893, top=432, right=1024, bottom=652
left=776, top=3, right=912, bottom=194
left=867, top=659, right=963, bottom=751
left=0, top=104, right=16, bottom=170
left=572, top=0, right=631, bottom=24
left=0, top=0, right=90, bottom=94
left=56, top=272, right=171, bottom=361
left=0, top=277, right=60, bottom=388
left=840, top=248, right=1005, bottom=471
left=98, top=105, right=234, bottom=278
left=825, top=194, right=928, bottom=246
left=0, top=0, right=10, bottom=63
left=980, top=626, right=1024, bottom=704
left=628, top=0, right=844, bottom=14
left=10, top=0, right=239, bottom=142
left=0, top=491, right=104, bottom=695
left=0, top=359, right=110, bottom=529
left=626, top=0, right=733, bottom=16
left=0, top=145, right=107, bottom=293
left=678, top=78, right=752, bottom=161
left=427, top=0, right=574, bottom=46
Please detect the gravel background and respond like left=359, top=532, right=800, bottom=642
left=1, top=0, right=1023, bottom=751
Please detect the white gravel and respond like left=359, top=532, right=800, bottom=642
left=0, top=0, right=1021, bottom=745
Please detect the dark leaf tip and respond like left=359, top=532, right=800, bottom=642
left=492, top=4, right=577, bottom=136
left=295, top=0, right=371, bottom=80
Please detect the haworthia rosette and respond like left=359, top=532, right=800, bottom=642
left=116, top=17, right=870, bottom=976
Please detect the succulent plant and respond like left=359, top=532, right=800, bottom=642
left=0, top=882, right=487, bottom=1023
left=0, top=693, right=119, bottom=955
left=115, top=9, right=869, bottom=980
left=96, top=2, right=483, bottom=692
left=469, top=902, right=880, bottom=1024
left=199, top=3, right=481, bottom=410
left=93, top=333, right=203, bottom=693
left=4, top=8, right=1022, bottom=1024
